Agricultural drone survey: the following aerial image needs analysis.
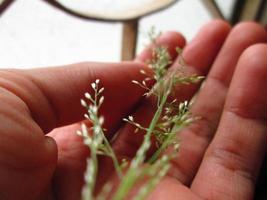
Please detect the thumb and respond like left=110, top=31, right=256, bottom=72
left=0, top=61, right=149, bottom=199
left=23, top=61, right=150, bottom=135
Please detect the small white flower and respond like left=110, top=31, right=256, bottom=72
left=76, top=130, right=82, bottom=136
left=142, top=80, right=147, bottom=86
left=174, top=143, right=180, bottom=150
left=140, top=69, right=146, bottom=74
left=81, top=124, right=88, bottom=136
left=85, top=92, right=91, bottom=99
left=95, top=79, right=100, bottom=84
left=128, top=115, right=134, bottom=121
left=185, top=118, right=194, bottom=124
left=171, top=99, right=177, bottom=104
left=135, top=123, right=142, bottom=128
left=132, top=80, right=139, bottom=84
left=81, top=99, right=87, bottom=107
left=134, top=128, right=139, bottom=133
left=99, top=87, right=104, bottom=93
left=99, top=116, right=104, bottom=125
left=99, top=96, right=104, bottom=105
left=179, top=101, right=188, bottom=110
left=84, top=113, right=89, bottom=119
left=91, top=82, right=96, bottom=89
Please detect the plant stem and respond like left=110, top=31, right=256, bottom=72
left=148, top=132, right=175, bottom=164
left=102, top=134, right=123, bottom=178
left=83, top=147, right=98, bottom=200
left=113, top=93, right=168, bottom=200
left=133, top=159, right=170, bottom=200
left=91, top=148, right=98, bottom=195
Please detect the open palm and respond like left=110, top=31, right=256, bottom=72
left=0, top=20, right=267, bottom=200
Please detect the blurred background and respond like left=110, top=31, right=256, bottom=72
left=0, top=0, right=235, bottom=68
left=0, top=0, right=266, bottom=68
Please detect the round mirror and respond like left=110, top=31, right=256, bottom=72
left=54, top=0, right=177, bottom=21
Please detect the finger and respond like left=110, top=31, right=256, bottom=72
left=10, top=62, right=149, bottom=135
left=49, top=124, right=88, bottom=199
left=0, top=62, right=147, bottom=198
left=191, top=44, right=267, bottom=200
left=0, top=75, right=59, bottom=199
left=135, top=31, right=186, bottom=63
left=168, top=22, right=267, bottom=185
left=112, top=20, right=230, bottom=159
left=170, top=19, right=232, bottom=102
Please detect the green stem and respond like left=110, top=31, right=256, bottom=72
left=102, top=135, right=123, bottom=178
left=112, top=94, right=168, bottom=200
left=91, top=148, right=98, bottom=194
left=133, top=159, right=170, bottom=200
left=148, top=132, right=175, bottom=164
left=94, top=99, right=122, bottom=178
left=83, top=147, right=98, bottom=200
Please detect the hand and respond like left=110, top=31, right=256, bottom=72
left=0, top=20, right=266, bottom=200
left=133, top=21, right=266, bottom=200
left=110, top=20, right=267, bottom=200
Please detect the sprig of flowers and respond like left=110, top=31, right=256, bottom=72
left=77, top=79, right=122, bottom=200
left=112, top=29, right=203, bottom=199
left=78, top=28, right=204, bottom=200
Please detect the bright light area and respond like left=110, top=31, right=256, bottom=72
left=0, top=0, right=230, bottom=69
left=57, top=0, right=156, bottom=12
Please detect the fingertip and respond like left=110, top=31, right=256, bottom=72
left=230, top=22, right=267, bottom=45
left=156, top=31, right=186, bottom=57
left=135, top=31, right=186, bottom=63
left=233, top=21, right=267, bottom=34
left=226, top=44, right=267, bottom=120
left=195, top=19, right=231, bottom=42
left=182, top=20, right=231, bottom=73
left=239, top=43, right=267, bottom=65
left=235, top=43, right=267, bottom=85
left=201, top=19, right=231, bottom=40
left=208, top=19, right=231, bottom=30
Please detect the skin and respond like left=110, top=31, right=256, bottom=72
left=0, top=20, right=266, bottom=200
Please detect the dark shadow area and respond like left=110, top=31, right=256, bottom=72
left=255, top=155, right=267, bottom=200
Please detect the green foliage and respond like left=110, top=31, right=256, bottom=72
left=77, top=30, right=204, bottom=200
